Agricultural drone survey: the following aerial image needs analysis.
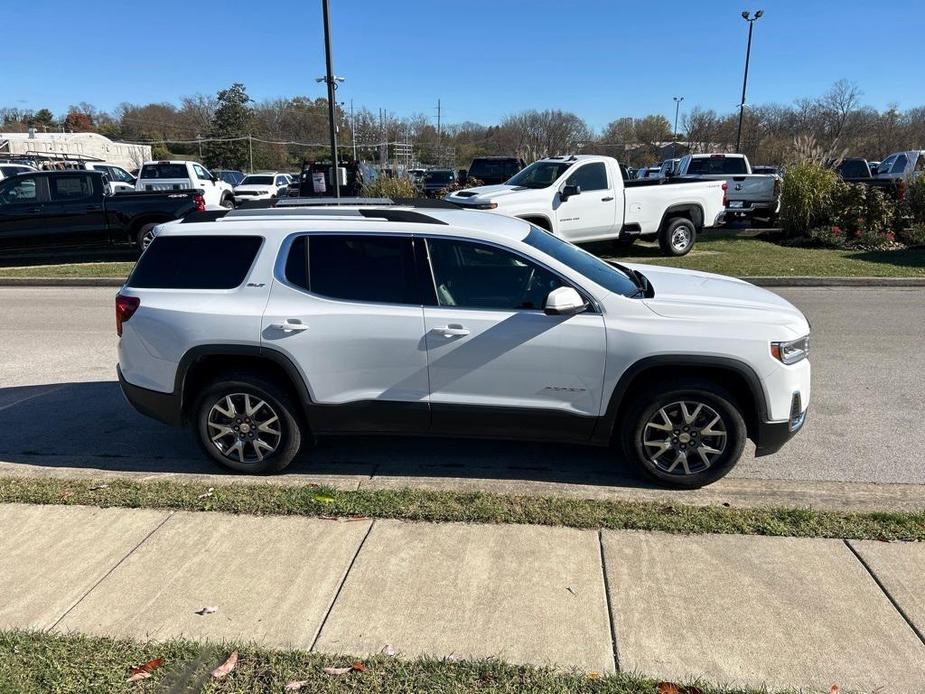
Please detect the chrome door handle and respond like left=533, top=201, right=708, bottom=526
left=601, top=196, right=614, bottom=202
left=434, top=324, right=469, bottom=337
left=269, top=320, right=308, bottom=332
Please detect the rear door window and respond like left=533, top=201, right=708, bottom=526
left=284, top=234, right=419, bottom=305
left=128, top=236, right=262, bottom=289
left=50, top=175, right=93, bottom=201
left=140, top=164, right=189, bottom=179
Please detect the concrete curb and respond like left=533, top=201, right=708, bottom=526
left=1, top=276, right=924, bottom=288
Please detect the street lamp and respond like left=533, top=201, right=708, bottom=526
left=672, top=96, right=684, bottom=158
left=735, top=9, right=763, bottom=153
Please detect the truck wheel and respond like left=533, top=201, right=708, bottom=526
left=136, top=223, right=158, bottom=251
left=620, top=379, right=746, bottom=488
left=658, top=217, right=696, bottom=256
left=220, top=196, right=234, bottom=209
left=193, top=374, right=304, bottom=474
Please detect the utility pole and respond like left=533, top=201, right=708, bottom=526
left=248, top=134, right=253, bottom=173
left=320, top=0, right=340, bottom=197
left=197, top=134, right=202, bottom=159
left=436, top=98, right=442, bottom=166
left=736, top=10, right=764, bottom=153
left=350, top=99, right=357, bottom=162
left=672, top=96, right=684, bottom=158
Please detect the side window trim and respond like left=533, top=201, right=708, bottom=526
left=422, top=235, right=597, bottom=313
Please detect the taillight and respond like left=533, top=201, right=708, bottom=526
left=193, top=193, right=206, bottom=213
left=721, top=181, right=728, bottom=207
left=116, top=294, right=140, bottom=336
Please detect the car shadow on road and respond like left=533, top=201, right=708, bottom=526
left=0, top=381, right=655, bottom=489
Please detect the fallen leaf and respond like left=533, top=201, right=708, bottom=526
left=195, top=606, right=218, bottom=616
left=656, top=683, right=682, bottom=694
left=566, top=586, right=577, bottom=596
left=314, top=494, right=336, bottom=504
left=381, top=644, right=396, bottom=656
left=323, top=666, right=353, bottom=676
left=197, top=487, right=215, bottom=499
left=587, top=671, right=601, bottom=680
left=351, top=661, right=366, bottom=672
left=128, top=657, right=164, bottom=676
left=126, top=671, right=151, bottom=683
left=284, top=681, right=309, bottom=690
left=829, top=686, right=840, bottom=694
left=211, top=650, right=238, bottom=678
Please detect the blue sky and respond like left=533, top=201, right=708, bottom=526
left=4, top=0, right=922, bottom=131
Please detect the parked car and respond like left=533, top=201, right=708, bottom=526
left=116, top=202, right=810, bottom=488
left=751, top=165, right=780, bottom=175
left=653, top=158, right=681, bottom=178
left=297, top=160, right=376, bottom=197
left=465, top=156, right=526, bottom=185
left=212, top=169, right=245, bottom=187
left=0, top=163, right=37, bottom=181
left=874, top=151, right=925, bottom=179
left=0, top=170, right=204, bottom=254
left=837, top=158, right=874, bottom=180
left=75, top=162, right=138, bottom=193
left=135, top=160, right=235, bottom=208
left=444, top=154, right=726, bottom=256
left=421, top=169, right=457, bottom=196
left=674, top=153, right=779, bottom=223
left=868, top=161, right=881, bottom=175
left=233, top=172, right=291, bottom=203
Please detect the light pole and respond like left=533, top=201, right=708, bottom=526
left=317, top=0, right=343, bottom=197
left=735, top=10, right=763, bottom=153
left=672, top=96, right=684, bottom=158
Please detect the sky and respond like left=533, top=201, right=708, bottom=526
left=4, top=0, right=923, bottom=132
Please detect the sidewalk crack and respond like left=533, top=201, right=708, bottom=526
left=843, top=539, right=925, bottom=646
left=310, top=518, right=375, bottom=651
left=598, top=529, right=620, bottom=672
left=47, top=510, right=175, bottom=631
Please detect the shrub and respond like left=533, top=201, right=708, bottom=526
left=903, top=176, right=925, bottom=224
left=779, top=162, right=839, bottom=236
left=829, top=181, right=896, bottom=242
left=439, top=176, right=484, bottom=197
left=808, top=225, right=847, bottom=248
left=361, top=175, right=420, bottom=199
left=897, top=223, right=925, bottom=248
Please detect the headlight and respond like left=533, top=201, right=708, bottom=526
left=771, top=335, right=810, bottom=365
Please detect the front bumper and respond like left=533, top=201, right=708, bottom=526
left=118, top=366, right=182, bottom=427
left=754, top=392, right=808, bottom=457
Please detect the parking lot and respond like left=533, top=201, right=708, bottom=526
left=1, top=285, right=923, bottom=495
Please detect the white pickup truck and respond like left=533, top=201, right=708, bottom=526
left=444, top=154, right=726, bottom=256
left=674, top=153, right=779, bottom=224
left=135, top=160, right=235, bottom=209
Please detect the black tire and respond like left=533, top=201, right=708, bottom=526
left=220, top=196, right=234, bottom=209
left=621, top=379, right=746, bottom=488
left=136, top=223, right=158, bottom=251
left=193, top=374, right=303, bottom=474
left=658, top=217, right=696, bottom=257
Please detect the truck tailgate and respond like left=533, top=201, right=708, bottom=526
left=138, top=178, right=194, bottom=192
left=725, top=175, right=776, bottom=203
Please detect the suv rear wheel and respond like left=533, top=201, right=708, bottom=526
left=621, top=379, right=746, bottom=488
left=193, top=375, right=303, bottom=474
left=658, top=217, right=696, bottom=257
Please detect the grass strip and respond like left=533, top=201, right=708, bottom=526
left=0, top=477, right=922, bottom=541
left=0, top=629, right=778, bottom=694
left=0, top=261, right=135, bottom=278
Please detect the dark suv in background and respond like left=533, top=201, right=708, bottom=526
left=464, top=156, right=526, bottom=185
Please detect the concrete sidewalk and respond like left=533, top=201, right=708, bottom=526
left=1, top=503, right=923, bottom=693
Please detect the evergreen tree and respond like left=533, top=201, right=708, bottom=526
left=203, top=83, right=252, bottom=170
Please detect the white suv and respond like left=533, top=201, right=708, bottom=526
left=116, top=204, right=810, bottom=487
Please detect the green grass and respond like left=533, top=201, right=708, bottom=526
left=1, top=477, right=922, bottom=541
left=0, top=629, right=779, bottom=693
left=608, top=232, right=925, bottom=277
left=0, top=261, right=134, bottom=278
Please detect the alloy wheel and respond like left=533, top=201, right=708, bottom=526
left=207, top=393, right=282, bottom=463
left=642, top=400, right=727, bottom=475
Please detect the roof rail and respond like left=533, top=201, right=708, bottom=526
left=222, top=206, right=448, bottom=225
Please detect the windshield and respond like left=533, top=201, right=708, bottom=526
left=506, top=161, right=572, bottom=188
left=424, top=170, right=453, bottom=184
left=524, top=227, right=640, bottom=298
left=240, top=175, right=274, bottom=185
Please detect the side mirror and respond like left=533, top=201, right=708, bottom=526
left=544, top=286, right=587, bottom=316
left=560, top=184, right=581, bottom=201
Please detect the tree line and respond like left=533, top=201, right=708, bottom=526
left=2, top=80, right=922, bottom=171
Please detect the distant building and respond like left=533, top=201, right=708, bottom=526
left=0, top=131, right=151, bottom=170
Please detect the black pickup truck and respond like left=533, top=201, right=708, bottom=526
left=0, top=170, right=205, bottom=256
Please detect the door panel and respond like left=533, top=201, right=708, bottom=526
left=45, top=173, right=108, bottom=249
left=555, top=162, right=616, bottom=240
left=0, top=175, right=49, bottom=253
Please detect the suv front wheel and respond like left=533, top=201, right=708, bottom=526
left=193, top=375, right=303, bottom=474
left=622, top=379, right=746, bottom=488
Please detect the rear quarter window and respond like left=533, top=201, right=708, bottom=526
left=128, top=236, right=262, bottom=289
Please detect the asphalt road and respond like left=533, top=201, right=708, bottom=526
left=0, top=286, right=923, bottom=487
